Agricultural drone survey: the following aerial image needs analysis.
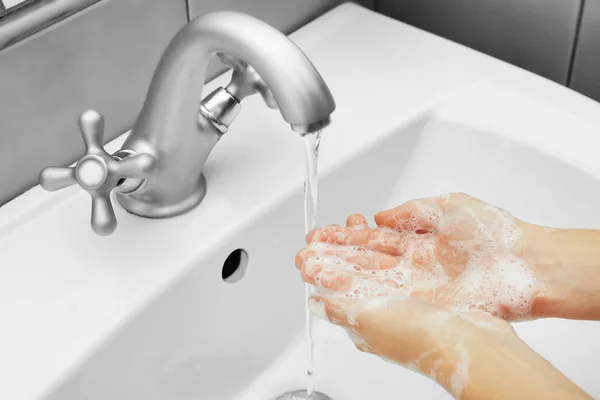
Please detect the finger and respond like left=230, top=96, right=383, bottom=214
left=295, top=248, right=314, bottom=270
left=375, top=199, right=439, bottom=233
left=321, top=269, right=354, bottom=291
left=346, top=214, right=368, bottom=227
left=300, top=257, right=401, bottom=294
left=299, top=257, right=354, bottom=291
left=299, top=257, right=323, bottom=285
left=297, top=247, right=399, bottom=272
left=331, top=249, right=400, bottom=271
left=305, top=224, right=340, bottom=243
left=306, top=225, right=406, bottom=256
left=318, top=267, right=399, bottom=293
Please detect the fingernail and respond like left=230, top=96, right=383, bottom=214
left=374, top=211, right=387, bottom=225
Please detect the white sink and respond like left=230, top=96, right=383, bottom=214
left=2, top=3, right=600, bottom=399
left=237, top=83, right=600, bottom=399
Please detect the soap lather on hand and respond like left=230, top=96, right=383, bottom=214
left=295, top=193, right=597, bottom=400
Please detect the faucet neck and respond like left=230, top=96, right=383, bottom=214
left=132, top=11, right=335, bottom=144
left=117, top=11, right=335, bottom=219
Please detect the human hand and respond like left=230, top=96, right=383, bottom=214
left=306, top=294, right=591, bottom=399
left=297, top=193, right=538, bottom=320
left=294, top=193, right=595, bottom=398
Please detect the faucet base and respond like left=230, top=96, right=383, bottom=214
left=115, top=173, right=207, bottom=219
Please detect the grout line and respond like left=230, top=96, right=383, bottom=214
left=566, top=0, right=586, bottom=87
left=185, top=0, right=190, bottom=21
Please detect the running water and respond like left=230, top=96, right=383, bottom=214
left=302, top=130, right=322, bottom=400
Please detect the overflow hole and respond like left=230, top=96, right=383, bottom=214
left=222, top=249, right=249, bottom=283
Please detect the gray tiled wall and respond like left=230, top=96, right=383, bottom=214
left=0, top=0, right=372, bottom=207
left=188, top=0, right=373, bottom=32
left=190, top=0, right=375, bottom=81
left=0, top=0, right=187, bottom=206
left=1, top=0, right=599, bottom=207
left=570, top=0, right=600, bottom=102
left=377, top=0, right=582, bottom=85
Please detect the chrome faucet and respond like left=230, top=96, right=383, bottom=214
left=39, top=11, right=335, bottom=235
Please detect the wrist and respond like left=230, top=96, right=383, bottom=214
left=520, top=221, right=600, bottom=320
left=457, top=329, right=592, bottom=400
left=518, top=221, right=563, bottom=318
left=426, top=315, right=483, bottom=396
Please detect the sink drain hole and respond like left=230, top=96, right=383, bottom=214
left=222, top=249, right=248, bottom=283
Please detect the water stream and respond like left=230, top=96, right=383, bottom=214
left=302, top=130, right=322, bottom=400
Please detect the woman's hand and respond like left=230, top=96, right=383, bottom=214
left=294, top=192, right=599, bottom=398
left=308, top=294, right=591, bottom=399
left=298, top=193, right=538, bottom=320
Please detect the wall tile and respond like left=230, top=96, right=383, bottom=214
left=188, top=0, right=374, bottom=33
left=0, top=0, right=372, bottom=206
left=378, top=0, right=581, bottom=85
left=0, top=0, right=187, bottom=206
left=570, top=0, right=600, bottom=102
left=189, top=0, right=374, bottom=81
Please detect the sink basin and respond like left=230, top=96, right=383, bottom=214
left=236, top=82, right=600, bottom=399
left=2, top=3, right=600, bottom=399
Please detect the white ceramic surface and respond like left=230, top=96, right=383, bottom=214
left=1, top=3, right=600, bottom=399
left=237, top=83, right=600, bottom=399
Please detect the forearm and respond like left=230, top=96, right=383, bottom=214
left=458, top=339, right=591, bottom=400
left=430, top=331, right=592, bottom=400
left=522, top=223, right=600, bottom=320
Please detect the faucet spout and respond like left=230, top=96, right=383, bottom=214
left=115, top=11, right=335, bottom=219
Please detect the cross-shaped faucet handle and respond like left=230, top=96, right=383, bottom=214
left=39, top=110, right=156, bottom=236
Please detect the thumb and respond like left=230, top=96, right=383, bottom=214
left=375, top=199, right=439, bottom=234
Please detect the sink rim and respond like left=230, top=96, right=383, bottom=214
left=2, top=3, right=600, bottom=399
